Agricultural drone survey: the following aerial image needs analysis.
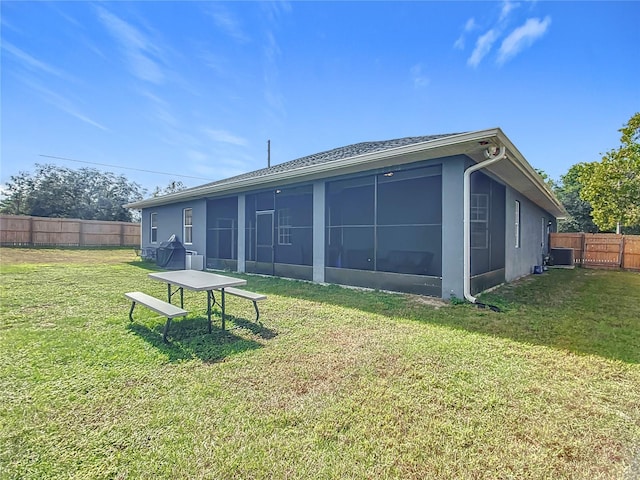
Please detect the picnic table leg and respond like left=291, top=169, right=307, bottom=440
left=221, top=288, right=226, bottom=331
left=162, top=318, right=172, bottom=343
left=166, top=284, right=184, bottom=308
left=253, top=301, right=260, bottom=323
left=207, top=290, right=213, bottom=334
left=128, top=302, right=136, bottom=321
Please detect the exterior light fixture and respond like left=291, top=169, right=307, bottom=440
left=383, top=172, right=394, bottom=177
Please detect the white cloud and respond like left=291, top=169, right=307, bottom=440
left=497, top=16, right=551, bottom=64
left=208, top=4, right=250, bottom=43
left=465, top=17, right=477, bottom=31
left=261, top=1, right=292, bottom=23
left=21, top=77, right=108, bottom=131
left=262, top=30, right=286, bottom=120
left=139, top=90, right=180, bottom=128
left=500, top=1, right=520, bottom=22
left=410, top=64, right=430, bottom=88
left=2, top=41, right=72, bottom=80
left=453, top=17, right=477, bottom=50
left=204, top=129, right=248, bottom=147
left=467, top=29, right=499, bottom=68
left=96, top=6, right=165, bottom=84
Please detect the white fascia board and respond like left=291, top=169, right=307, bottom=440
left=494, top=130, right=566, bottom=217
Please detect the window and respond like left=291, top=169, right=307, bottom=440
left=150, top=212, right=158, bottom=243
left=470, top=194, right=489, bottom=249
left=183, top=208, right=193, bottom=244
left=326, top=165, right=442, bottom=276
left=515, top=201, right=521, bottom=248
left=278, top=208, right=292, bottom=245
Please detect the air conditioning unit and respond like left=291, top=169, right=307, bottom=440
left=550, top=248, right=574, bottom=266
left=185, top=251, right=204, bottom=270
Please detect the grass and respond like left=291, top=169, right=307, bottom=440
left=1, top=247, right=639, bottom=479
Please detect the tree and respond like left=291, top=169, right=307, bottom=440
left=0, top=164, right=145, bottom=222
left=555, top=163, right=599, bottom=233
left=580, top=113, right=640, bottom=233
left=535, top=168, right=558, bottom=191
left=535, top=167, right=598, bottom=233
left=151, top=180, right=187, bottom=197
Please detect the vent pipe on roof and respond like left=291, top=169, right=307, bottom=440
left=267, top=140, right=271, bottom=168
left=463, top=145, right=507, bottom=304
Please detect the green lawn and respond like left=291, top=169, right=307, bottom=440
left=1, top=248, right=639, bottom=479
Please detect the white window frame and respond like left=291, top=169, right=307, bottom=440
left=183, top=208, right=193, bottom=245
left=470, top=193, right=489, bottom=249
left=150, top=212, right=158, bottom=243
left=277, top=208, right=292, bottom=245
left=515, top=200, right=521, bottom=248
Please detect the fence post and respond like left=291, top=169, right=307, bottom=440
left=620, top=235, right=625, bottom=268
left=79, top=219, right=84, bottom=246
left=580, top=233, right=586, bottom=266
left=120, top=223, right=125, bottom=247
left=28, top=216, right=33, bottom=246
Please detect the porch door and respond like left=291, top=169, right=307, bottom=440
left=255, top=211, right=274, bottom=275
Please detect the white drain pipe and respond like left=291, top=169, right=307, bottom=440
left=463, top=145, right=507, bottom=303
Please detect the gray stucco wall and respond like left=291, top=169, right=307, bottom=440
left=141, top=199, right=207, bottom=256
left=137, top=157, right=559, bottom=298
left=505, top=186, right=554, bottom=282
left=312, top=181, right=325, bottom=283
left=441, top=156, right=465, bottom=299
left=237, top=194, right=246, bottom=273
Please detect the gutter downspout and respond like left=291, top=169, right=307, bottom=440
left=463, top=145, right=507, bottom=303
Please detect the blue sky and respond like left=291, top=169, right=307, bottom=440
left=1, top=1, right=638, bottom=196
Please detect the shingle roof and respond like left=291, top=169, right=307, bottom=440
left=192, top=133, right=463, bottom=191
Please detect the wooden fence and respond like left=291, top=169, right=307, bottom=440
left=550, top=233, right=640, bottom=271
left=0, top=215, right=140, bottom=247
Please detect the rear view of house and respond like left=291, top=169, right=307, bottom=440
left=126, top=128, right=564, bottom=300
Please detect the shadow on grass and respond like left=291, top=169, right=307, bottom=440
left=127, top=315, right=264, bottom=363
left=231, top=270, right=640, bottom=365
left=126, top=260, right=162, bottom=271
left=226, top=314, right=278, bottom=340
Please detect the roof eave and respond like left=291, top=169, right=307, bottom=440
left=125, top=128, right=566, bottom=218
left=495, top=130, right=567, bottom=218
left=125, top=130, right=501, bottom=209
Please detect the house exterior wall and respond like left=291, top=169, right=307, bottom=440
left=237, top=194, right=246, bottom=273
left=441, top=156, right=465, bottom=299
left=312, top=181, right=325, bottom=283
left=505, top=186, right=556, bottom=281
left=137, top=154, right=558, bottom=299
left=141, top=199, right=207, bottom=256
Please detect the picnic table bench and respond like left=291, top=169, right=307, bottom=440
left=125, top=291, right=188, bottom=342
left=213, top=287, right=267, bottom=322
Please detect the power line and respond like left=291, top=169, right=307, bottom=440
left=38, top=154, right=214, bottom=181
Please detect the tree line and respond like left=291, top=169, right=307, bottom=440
left=0, top=165, right=185, bottom=223
left=1, top=113, right=638, bottom=230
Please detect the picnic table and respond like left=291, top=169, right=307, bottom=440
left=148, top=270, right=246, bottom=331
